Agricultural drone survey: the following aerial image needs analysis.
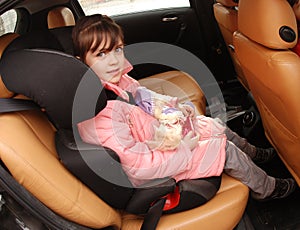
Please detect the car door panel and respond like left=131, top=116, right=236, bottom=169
left=113, top=7, right=207, bottom=78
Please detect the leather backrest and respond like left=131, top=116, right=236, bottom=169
left=214, top=0, right=238, bottom=37
left=139, top=70, right=206, bottom=115
left=47, top=6, right=75, bottom=29
left=233, top=0, right=300, bottom=184
left=213, top=0, right=249, bottom=90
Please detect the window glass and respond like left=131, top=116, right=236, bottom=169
left=79, top=0, right=190, bottom=16
left=0, top=10, right=17, bottom=36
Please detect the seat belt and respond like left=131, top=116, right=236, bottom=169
left=0, top=98, right=40, bottom=113
left=141, top=198, right=167, bottom=230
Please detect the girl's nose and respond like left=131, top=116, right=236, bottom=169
left=108, top=52, right=119, bottom=64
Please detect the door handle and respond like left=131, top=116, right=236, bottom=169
left=162, top=16, right=178, bottom=22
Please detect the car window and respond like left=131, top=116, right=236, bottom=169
left=79, top=0, right=190, bottom=16
left=0, top=9, right=17, bottom=36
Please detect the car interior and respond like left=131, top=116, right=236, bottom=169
left=0, top=0, right=299, bottom=229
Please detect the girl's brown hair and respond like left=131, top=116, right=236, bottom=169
left=72, top=14, right=124, bottom=62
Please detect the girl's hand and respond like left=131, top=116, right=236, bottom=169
left=146, top=125, right=181, bottom=151
left=183, top=131, right=199, bottom=150
left=178, top=102, right=195, bottom=118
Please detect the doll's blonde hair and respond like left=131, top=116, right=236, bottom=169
left=152, top=106, right=184, bottom=151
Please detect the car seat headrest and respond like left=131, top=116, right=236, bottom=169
left=3, top=27, right=75, bottom=56
left=48, top=6, right=75, bottom=29
left=0, top=33, right=20, bottom=98
left=238, top=0, right=297, bottom=49
left=0, top=48, right=107, bottom=129
left=216, top=0, right=238, bottom=7
left=3, top=30, right=64, bottom=56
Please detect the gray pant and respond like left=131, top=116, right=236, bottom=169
left=223, top=128, right=275, bottom=199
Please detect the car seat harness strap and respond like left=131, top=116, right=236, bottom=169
left=0, top=98, right=40, bottom=113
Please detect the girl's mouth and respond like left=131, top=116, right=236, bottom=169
left=107, top=68, right=120, bottom=75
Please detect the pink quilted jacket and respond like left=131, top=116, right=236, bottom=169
left=77, top=100, right=226, bottom=186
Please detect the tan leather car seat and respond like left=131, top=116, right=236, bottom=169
left=233, top=0, right=300, bottom=185
left=139, top=70, right=206, bottom=115
left=47, top=6, right=75, bottom=29
left=0, top=33, right=249, bottom=229
left=213, top=0, right=249, bottom=90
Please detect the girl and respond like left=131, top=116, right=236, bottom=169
left=73, top=14, right=296, bottom=200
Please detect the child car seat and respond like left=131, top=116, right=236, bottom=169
left=0, top=48, right=221, bottom=228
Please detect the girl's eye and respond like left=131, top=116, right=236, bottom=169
left=97, top=52, right=106, bottom=57
left=115, top=47, right=124, bottom=53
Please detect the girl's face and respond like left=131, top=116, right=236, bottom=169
left=293, top=0, right=300, bottom=21
left=85, top=37, right=125, bottom=84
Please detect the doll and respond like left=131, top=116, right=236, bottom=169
left=135, top=86, right=196, bottom=151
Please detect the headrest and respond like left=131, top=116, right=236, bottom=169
left=3, top=30, right=64, bottom=56
left=48, top=7, right=75, bottom=29
left=3, top=27, right=75, bottom=56
left=0, top=49, right=107, bottom=129
left=238, top=0, right=297, bottom=49
left=216, top=0, right=238, bottom=7
left=0, top=33, right=20, bottom=98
